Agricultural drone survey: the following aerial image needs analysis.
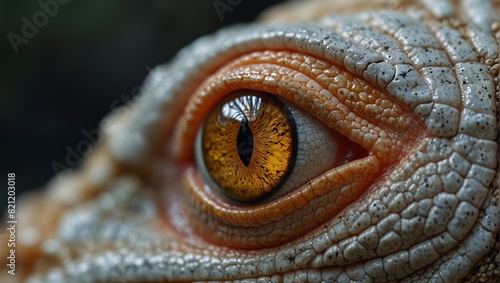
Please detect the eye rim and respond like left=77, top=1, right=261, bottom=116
left=168, top=50, right=427, bottom=249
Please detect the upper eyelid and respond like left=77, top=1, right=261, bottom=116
left=172, top=50, right=424, bottom=165
left=112, top=13, right=483, bottom=167
left=107, top=22, right=390, bottom=166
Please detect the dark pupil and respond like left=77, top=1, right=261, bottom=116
left=237, top=118, right=253, bottom=167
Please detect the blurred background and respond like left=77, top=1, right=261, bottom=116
left=1, top=0, right=287, bottom=213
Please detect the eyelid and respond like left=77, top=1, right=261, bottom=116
left=172, top=50, right=425, bottom=165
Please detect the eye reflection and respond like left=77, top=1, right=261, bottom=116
left=221, top=95, right=263, bottom=167
left=200, top=92, right=297, bottom=202
left=220, top=95, right=262, bottom=123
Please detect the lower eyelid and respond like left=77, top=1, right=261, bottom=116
left=179, top=155, right=381, bottom=249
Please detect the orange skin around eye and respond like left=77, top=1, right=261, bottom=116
left=162, top=51, right=428, bottom=249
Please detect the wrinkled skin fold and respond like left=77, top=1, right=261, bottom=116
left=2, top=0, right=500, bottom=282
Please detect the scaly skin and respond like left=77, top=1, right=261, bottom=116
left=1, top=0, right=499, bottom=282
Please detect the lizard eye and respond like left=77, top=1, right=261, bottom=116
left=195, top=90, right=360, bottom=203
left=167, top=50, right=420, bottom=249
left=167, top=47, right=428, bottom=249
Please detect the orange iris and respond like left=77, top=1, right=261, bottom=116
left=202, top=91, right=297, bottom=202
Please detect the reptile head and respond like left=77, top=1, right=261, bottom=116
left=2, top=0, right=499, bottom=282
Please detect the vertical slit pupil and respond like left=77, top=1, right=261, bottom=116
left=237, top=118, right=253, bottom=167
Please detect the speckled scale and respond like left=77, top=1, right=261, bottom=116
left=22, top=1, right=500, bottom=283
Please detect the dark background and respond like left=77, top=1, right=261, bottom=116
left=1, top=0, right=287, bottom=213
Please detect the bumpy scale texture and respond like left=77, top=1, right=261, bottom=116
left=2, top=0, right=499, bottom=282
